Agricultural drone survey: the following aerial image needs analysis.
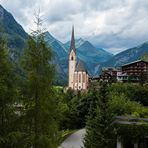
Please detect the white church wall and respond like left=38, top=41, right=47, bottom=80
left=73, top=72, right=88, bottom=90
left=68, top=50, right=76, bottom=89
left=77, top=72, right=83, bottom=90
left=82, top=72, right=86, bottom=89
left=74, top=72, right=78, bottom=90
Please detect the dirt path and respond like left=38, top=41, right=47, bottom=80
left=59, top=129, right=86, bottom=148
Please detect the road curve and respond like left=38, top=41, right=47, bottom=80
left=59, top=129, right=86, bottom=148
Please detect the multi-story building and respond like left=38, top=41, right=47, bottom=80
left=116, top=71, right=128, bottom=82
left=122, top=60, right=148, bottom=76
left=100, top=60, right=148, bottom=83
left=101, top=67, right=120, bottom=82
left=121, top=60, right=148, bottom=82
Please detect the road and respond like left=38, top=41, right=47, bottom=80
left=59, top=129, right=86, bottom=148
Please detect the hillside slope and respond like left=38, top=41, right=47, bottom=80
left=0, top=4, right=28, bottom=62
left=103, top=42, right=148, bottom=68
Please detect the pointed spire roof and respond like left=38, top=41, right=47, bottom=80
left=70, top=26, right=76, bottom=53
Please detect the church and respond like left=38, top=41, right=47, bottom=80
left=68, top=27, right=89, bottom=90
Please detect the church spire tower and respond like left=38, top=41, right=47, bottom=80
left=68, top=26, right=76, bottom=89
left=70, top=26, right=76, bottom=53
left=68, top=26, right=89, bottom=90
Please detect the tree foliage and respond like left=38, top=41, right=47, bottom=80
left=20, top=13, right=61, bottom=148
left=0, top=35, right=19, bottom=147
left=83, top=82, right=148, bottom=148
left=109, top=83, right=148, bottom=106
left=84, top=80, right=115, bottom=148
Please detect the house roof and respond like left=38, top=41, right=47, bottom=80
left=114, top=116, right=148, bottom=125
left=122, top=60, right=148, bottom=67
left=75, top=61, right=87, bottom=72
left=102, top=67, right=119, bottom=71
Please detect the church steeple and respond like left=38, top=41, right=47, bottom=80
left=70, top=26, right=76, bottom=53
left=68, top=27, right=88, bottom=90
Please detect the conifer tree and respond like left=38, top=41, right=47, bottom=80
left=21, top=12, right=60, bottom=148
left=0, top=35, right=18, bottom=147
left=84, top=80, right=115, bottom=148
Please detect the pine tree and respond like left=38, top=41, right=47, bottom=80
left=21, top=12, right=60, bottom=148
left=0, top=35, right=19, bottom=147
left=84, top=80, right=115, bottom=148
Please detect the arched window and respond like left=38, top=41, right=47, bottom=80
left=71, top=56, right=74, bottom=60
left=79, top=74, right=81, bottom=83
left=83, top=73, right=85, bottom=83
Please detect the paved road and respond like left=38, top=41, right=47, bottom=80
left=59, top=129, right=86, bottom=148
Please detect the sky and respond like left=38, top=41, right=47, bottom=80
left=1, top=0, right=148, bottom=54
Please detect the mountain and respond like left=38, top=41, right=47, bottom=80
left=64, top=39, right=113, bottom=75
left=64, top=38, right=85, bottom=49
left=103, top=42, right=148, bottom=68
left=44, top=32, right=68, bottom=85
left=45, top=32, right=113, bottom=80
left=0, top=4, right=28, bottom=62
left=0, top=4, right=113, bottom=83
left=0, top=5, right=68, bottom=85
left=141, top=53, right=148, bottom=62
left=2, top=4, right=148, bottom=84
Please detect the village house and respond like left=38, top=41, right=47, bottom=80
left=100, top=60, right=148, bottom=83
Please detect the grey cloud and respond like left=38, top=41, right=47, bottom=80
left=1, top=0, right=148, bottom=54
left=81, top=0, right=127, bottom=11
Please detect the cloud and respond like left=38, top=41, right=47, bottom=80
left=1, top=0, right=148, bottom=54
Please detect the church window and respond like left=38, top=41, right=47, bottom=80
left=71, top=56, right=74, bottom=60
left=79, top=74, right=81, bottom=83
left=83, top=73, right=85, bottom=83
left=76, top=73, right=78, bottom=83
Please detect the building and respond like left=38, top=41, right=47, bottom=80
left=68, top=27, right=89, bottom=90
left=102, top=67, right=118, bottom=77
left=122, top=60, right=148, bottom=76
left=89, top=76, right=100, bottom=82
left=115, top=116, right=148, bottom=148
left=116, top=71, right=128, bottom=82
left=100, top=67, right=119, bottom=82
left=101, top=60, right=148, bottom=83
left=121, top=60, right=148, bottom=83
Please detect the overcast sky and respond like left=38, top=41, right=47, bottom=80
left=1, top=0, right=148, bottom=54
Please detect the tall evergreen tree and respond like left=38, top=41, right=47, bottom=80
left=0, top=35, right=18, bottom=147
left=21, top=13, right=60, bottom=148
left=84, top=80, right=115, bottom=148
